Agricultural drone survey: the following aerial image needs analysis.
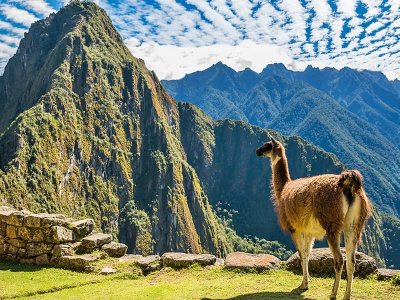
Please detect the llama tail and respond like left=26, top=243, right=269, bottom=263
left=338, top=169, right=363, bottom=206
left=339, top=170, right=371, bottom=244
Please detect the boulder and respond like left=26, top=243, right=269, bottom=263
left=225, top=252, right=281, bottom=271
left=161, top=252, right=217, bottom=268
left=376, top=268, right=400, bottom=281
left=101, top=242, right=128, bottom=258
left=100, top=267, right=117, bottom=275
left=118, top=254, right=143, bottom=263
left=69, top=219, right=94, bottom=238
left=215, top=258, right=225, bottom=267
left=47, top=226, right=75, bottom=243
left=137, top=255, right=161, bottom=273
left=80, top=233, right=112, bottom=252
left=285, top=248, right=377, bottom=277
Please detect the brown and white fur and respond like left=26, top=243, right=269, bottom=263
left=256, top=135, right=371, bottom=300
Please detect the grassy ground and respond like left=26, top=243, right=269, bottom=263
left=0, top=262, right=399, bottom=299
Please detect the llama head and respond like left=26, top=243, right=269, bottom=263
left=256, top=134, right=284, bottom=158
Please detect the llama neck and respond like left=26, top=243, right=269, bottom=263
left=271, top=154, right=291, bottom=199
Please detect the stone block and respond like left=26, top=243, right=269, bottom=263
left=118, top=254, right=143, bottom=263
left=0, top=222, right=6, bottom=236
left=100, top=267, right=117, bottom=275
left=161, top=252, right=217, bottom=268
left=17, top=227, right=46, bottom=242
left=26, top=242, right=53, bottom=257
left=24, top=215, right=43, bottom=228
left=8, top=244, right=18, bottom=255
left=101, top=242, right=127, bottom=258
left=0, top=206, right=17, bottom=223
left=40, top=214, right=67, bottom=228
left=80, top=233, right=112, bottom=252
left=225, top=252, right=281, bottom=271
left=47, top=226, right=75, bottom=243
left=7, top=238, right=26, bottom=248
left=69, top=219, right=94, bottom=238
left=18, top=248, right=27, bottom=258
left=6, top=225, right=17, bottom=239
left=20, top=258, right=36, bottom=264
left=137, top=255, right=161, bottom=273
left=0, top=242, right=9, bottom=255
left=36, top=254, right=50, bottom=265
left=52, top=244, right=74, bottom=257
left=60, top=254, right=99, bottom=271
left=6, top=211, right=26, bottom=226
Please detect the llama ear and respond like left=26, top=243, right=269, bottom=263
left=267, top=132, right=277, bottom=144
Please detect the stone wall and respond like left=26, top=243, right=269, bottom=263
left=0, top=206, right=125, bottom=267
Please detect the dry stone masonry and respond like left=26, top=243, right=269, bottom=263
left=0, top=206, right=127, bottom=270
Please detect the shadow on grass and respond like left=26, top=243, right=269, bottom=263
left=202, top=287, right=314, bottom=300
left=0, top=261, right=44, bottom=272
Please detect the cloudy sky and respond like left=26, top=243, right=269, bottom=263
left=0, top=0, right=400, bottom=80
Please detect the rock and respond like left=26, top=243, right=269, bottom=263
left=20, top=258, right=35, bottom=264
left=17, top=227, right=46, bottom=242
left=6, top=238, right=26, bottom=248
left=5, top=211, right=27, bottom=226
left=47, top=226, right=75, bottom=243
left=100, top=267, right=117, bottom=275
left=0, top=242, right=9, bottom=255
left=225, top=252, right=281, bottom=271
left=18, top=248, right=27, bottom=258
left=69, top=219, right=94, bottom=238
left=24, top=214, right=43, bottom=228
left=137, top=255, right=161, bottom=273
left=6, top=225, right=17, bottom=239
left=118, top=254, right=143, bottom=263
left=0, top=222, right=6, bottom=236
left=35, top=254, right=50, bottom=265
left=52, top=244, right=74, bottom=257
left=0, top=206, right=17, bottom=222
left=215, top=258, right=225, bottom=266
left=59, top=254, right=99, bottom=271
left=285, top=248, right=377, bottom=277
left=161, top=252, right=217, bottom=268
left=26, top=242, right=53, bottom=257
left=40, top=214, right=67, bottom=228
left=80, top=233, right=112, bottom=252
left=376, top=268, right=400, bottom=281
left=101, top=242, right=128, bottom=257
left=8, top=244, right=18, bottom=255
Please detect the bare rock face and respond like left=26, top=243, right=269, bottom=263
left=136, top=255, right=161, bottom=273
left=79, top=233, right=113, bottom=253
left=376, top=268, right=400, bottom=281
left=161, top=252, right=216, bottom=268
left=285, top=248, right=377, bottom=278
left=225, top=252, right=281, bottom=271
left=101, top=242, right=128, bottom=258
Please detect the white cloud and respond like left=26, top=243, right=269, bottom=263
left=0, top=4, right=38, bottom=26
left=10, top=0, right=55, bottom=16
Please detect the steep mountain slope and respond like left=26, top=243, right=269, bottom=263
left=0, top=2, right=227, bottom=256
left=0, top=2, right=356, bottom=260
left=163, top=64, right=400, bottom=216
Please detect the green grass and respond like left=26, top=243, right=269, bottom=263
left=0, top=263, right=399, bottom=299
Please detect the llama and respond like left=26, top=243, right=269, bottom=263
left=256, top=134, right=371, bottom=300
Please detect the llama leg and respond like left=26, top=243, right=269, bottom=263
left=328, top=233, right=344, bottom=300
left=292, top=232, right=312, bottom=290
left=343, top=229, right=357, bottom=300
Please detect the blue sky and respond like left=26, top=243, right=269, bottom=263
left=0, top=0, right=399, bottom=80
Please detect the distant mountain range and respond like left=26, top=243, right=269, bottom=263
left=163, top=63, right=400, bottom=217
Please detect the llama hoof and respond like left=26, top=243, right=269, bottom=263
left=298, top=284, right=308, bottom=291
left=330, top=294, right=337, bottom=300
